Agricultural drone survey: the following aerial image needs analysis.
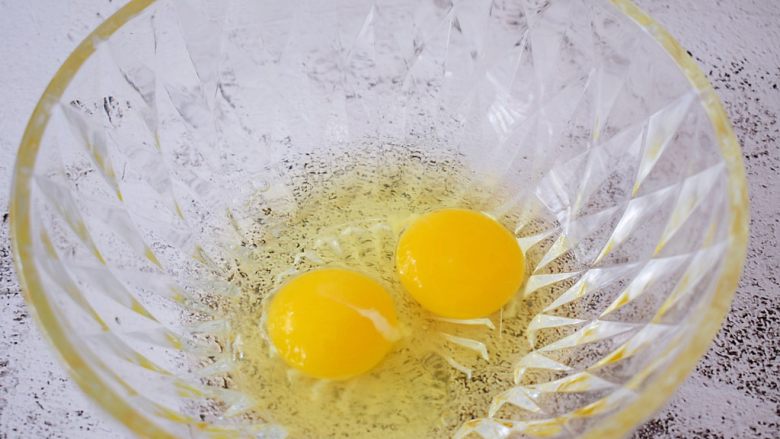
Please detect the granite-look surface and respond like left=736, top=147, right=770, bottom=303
left=0, top=0, right=778, bottom=437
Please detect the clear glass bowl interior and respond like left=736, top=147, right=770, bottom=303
left=10, top=0, right=748, bottom=437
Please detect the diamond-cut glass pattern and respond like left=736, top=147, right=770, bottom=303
left=16, top=0, right=743, bottom=437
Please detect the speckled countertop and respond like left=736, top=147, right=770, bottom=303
left=0, top=1, right=778, bottom=438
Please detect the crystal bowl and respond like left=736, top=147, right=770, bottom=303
left=10, top=0, right=748, bottom=437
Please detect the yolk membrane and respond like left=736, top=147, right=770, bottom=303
left=395, top=208, right=525, bottom=319
left=266, top=268, right=399, bottom=380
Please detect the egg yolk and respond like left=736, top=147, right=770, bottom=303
left=395, top=208, right=525, bottom=319
left=266, top=268, right=399, bottom=380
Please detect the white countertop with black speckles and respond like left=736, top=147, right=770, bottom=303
left=1, top=1, right=778, bottom=437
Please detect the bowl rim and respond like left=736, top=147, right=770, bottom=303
left=9, top=0, right=749, bottom=437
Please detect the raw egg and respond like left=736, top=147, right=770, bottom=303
left=266, top=268, right=399, bottom=380
left=395, top=208, right=525, bottom=319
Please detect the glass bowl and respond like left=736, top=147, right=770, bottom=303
left=10, top=0, right=748, bottom=437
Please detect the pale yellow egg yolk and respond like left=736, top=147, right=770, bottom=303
left=266, top=268, right=399, bottom=380
left=395, top=208, right=525, bottom=319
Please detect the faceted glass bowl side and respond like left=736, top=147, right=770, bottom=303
left=11, top=0, right=748, bottom=437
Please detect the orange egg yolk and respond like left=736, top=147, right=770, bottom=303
left=266, top=268, right=399, bottom=380
left=395, top=208, right=525, bottom=319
